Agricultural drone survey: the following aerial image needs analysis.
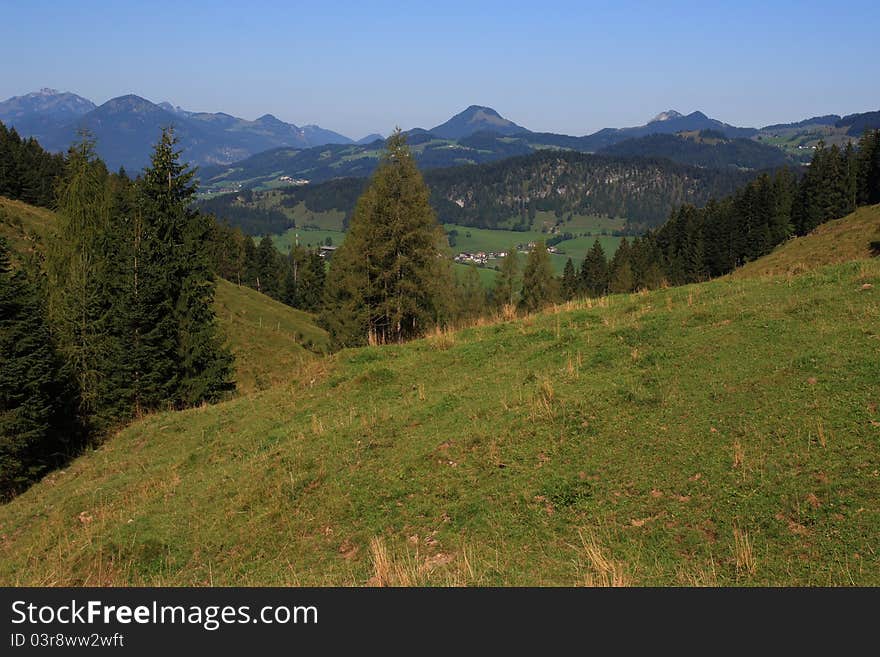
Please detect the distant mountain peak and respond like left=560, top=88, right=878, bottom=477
left=98, top=95, right=163, bottom=114
left=429, top=105, right=528, bottom=139
left=0, top=89, right=97, bottom=138
left=650, top=110, right=683, bottom=123
left=465, top=104, right=501, bottom=115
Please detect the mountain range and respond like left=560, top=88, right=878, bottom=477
left=0, top=89, right=378, bottom=172
left=199, top=106, right=880, bottom=193
left=2, top=88, right=878, bottom=179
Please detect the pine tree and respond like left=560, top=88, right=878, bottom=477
left=609, top=237, right=634, bottom=293
left=857, top=130, right=880, bottom=205
left=0, top=238, right=80, bottom=498
left=139, top=127, right=233, bottom=406
left=580, top=239, right=609, bottom=297
left=561, top=257, right=578, bottom=301
left=320, top=130, right=452, bottom=346
left=255, top=235, right=281, bottom=298
left=101, top=170, right=180, bottom=418
left=296, top=251, right=326, bottom=312
left=519, top=241, right=557, bottom=312
left=493, top=247, right=520, bottom=309
left=243, top=236, right=259, bottom=289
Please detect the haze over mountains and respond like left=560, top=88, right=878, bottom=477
left=1, top=88, right=878, bottom=178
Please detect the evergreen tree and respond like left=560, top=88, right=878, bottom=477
left=101, top=169, right=180, bottom=418
left=243, top=236, right=259, bottom=289
left=0, top=121, right=64, bottom=208
left=857, top=130, right=880, bottom=205
left=519, top=241, right=557, bottom=312
left=138, top=127, right=233, bottom=406
left=493, top=247, right=520, bottom=308
left=609, top=237, right=634, bottom=293
left=0, top=238, right=80, bottom=498
left=255, top=235, right=282, bottom=298
left=768, top=168, right=796, bottom=245
left=561, top=257, right=578, bottom=301
left=580, top=239, right=609, bottom=297
left=295, top=251, right=327, bottom=312
left=320, top=130, right=452, bottom=346
left=208, top=219, right=247, bottom=285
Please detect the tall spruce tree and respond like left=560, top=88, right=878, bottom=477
left=609, top=237, right=634, bottom=293
left=857, top=130, right=880, bottom=205
left=321, top=130, right=452, bottom=347
left=255, top=235, right=281, bottom=298
left=580, top=239, right=609, bottom=297
left=139, top=127, right=233, bottom=406
left=103, top=167, right=179, bottom=417
left=493, top=247, right=520, bottom=308
left=519, top=241, right=557, bottom=312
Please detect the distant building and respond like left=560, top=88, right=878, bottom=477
left=279, top=175, right=310, bottom=185
left=318, top=245, right=338, bottom=259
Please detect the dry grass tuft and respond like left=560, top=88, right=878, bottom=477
left=367, top=536, right=476, bottom=587
left=531, top=378, right=557, bottom=421
left=426, top=326, right=456, bottom=350
left=576, top=530, right=631, bottom=587
left=733, top=527, right=757, bottom=577
left=677, top=558, right=719, bottom=586
left=501, top=303, right=518, bottom=321
left=732, top=439, right=744, bottom=468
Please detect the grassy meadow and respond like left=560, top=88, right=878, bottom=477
left=1, top=204, right=877, bottom=585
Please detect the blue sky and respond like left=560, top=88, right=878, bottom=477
left=2, top=0, right=878, bottom=139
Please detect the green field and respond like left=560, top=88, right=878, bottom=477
left=270, top=227, right=345, bottom=252
left=269, top=222, right=623, bottom=280
left=1, top=206, right=877, bottom=586
left=444, top=224, right=623, bottom=276
left=445, top=224, right=547, bottom=253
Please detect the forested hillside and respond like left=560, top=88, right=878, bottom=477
left=425, top=151, right=754, bottom=231
left=201, top=150, right=755, bottom=235
left=597, top=131, right=797, bottom=169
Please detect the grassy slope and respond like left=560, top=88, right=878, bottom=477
left=733, top=204, right=880, bottom=279
left=214, top=280, right=328, bottom=394
left=1, top=239, right=877, bottom=585
left=0, top=197, right=56, bottom=256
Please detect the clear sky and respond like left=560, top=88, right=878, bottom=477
left=2, top=0, right=878, bottom=139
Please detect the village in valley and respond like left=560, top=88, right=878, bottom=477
left=453, top=242, right=561, bottom=267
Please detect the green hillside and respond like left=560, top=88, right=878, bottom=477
left=1, top=207, right=877, bottom=584
left=732, top=204, right=880, bottom=279
left=0, top=196, right=56, bottom=257
left=214, top=280, right=328, bottom=394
